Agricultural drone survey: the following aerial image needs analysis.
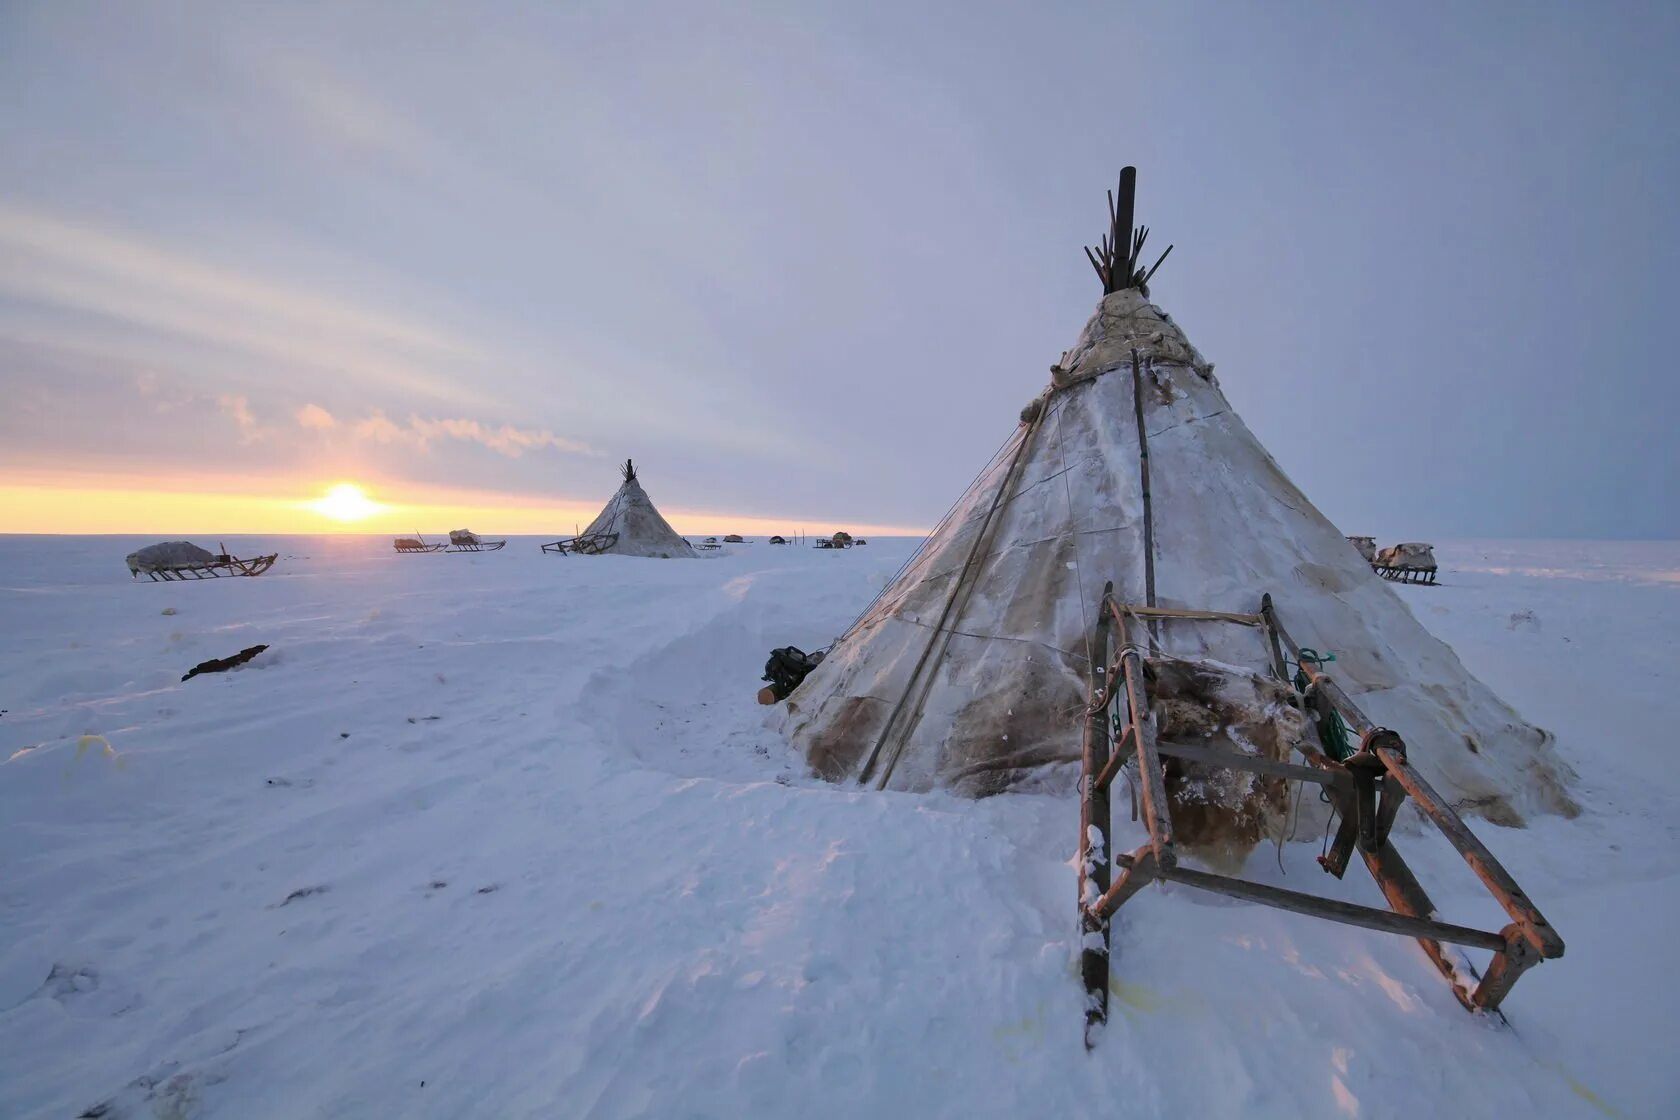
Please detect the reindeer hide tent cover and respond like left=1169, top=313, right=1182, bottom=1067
left=578, top=461, right=696, bottom=559
left=777, top=290, right=1578, bottom=837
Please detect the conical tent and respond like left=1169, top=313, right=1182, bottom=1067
left=578, top=460, right=696, bottom=558
left=779, top=259, right=1577, bottom=830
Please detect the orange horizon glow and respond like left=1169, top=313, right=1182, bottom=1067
left=0, top=476, right=929, bottom=539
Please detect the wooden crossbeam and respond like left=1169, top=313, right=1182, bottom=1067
left=1116, top=604, right=1263, bottom=626
left=1154, top=739, right=1352, bottom=790
left=1133, top=861, right=1508, bottom=952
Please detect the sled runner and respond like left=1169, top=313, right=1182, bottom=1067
left=1374, top=542, right=1438, bottom=585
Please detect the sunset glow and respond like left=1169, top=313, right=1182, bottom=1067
left=308, top=482, right=382, bottom=523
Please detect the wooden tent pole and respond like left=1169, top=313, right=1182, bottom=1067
left=1078, top=582, right=1116, bottom=1044
left=1130, top=349, right=1158, bottom=648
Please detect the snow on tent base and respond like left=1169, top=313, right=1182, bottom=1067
left=125, top=541, right=278, bottom=581
left=764, top=166, right=1574, bottom=1039
left=542, top=460, right=695, bottom=558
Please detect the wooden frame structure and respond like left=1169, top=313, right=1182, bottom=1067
left=132, top=544, right=278, bottom=580
left=445, top=534, right=507, bottom=553
left=540, top=531, right=618, bottom=556
left=394, top=535, right=448, bottom=554
left=1076, top=586, right=1563, bottom=1045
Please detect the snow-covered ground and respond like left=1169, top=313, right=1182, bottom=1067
left=1, top=535, right=1674, bottom=1119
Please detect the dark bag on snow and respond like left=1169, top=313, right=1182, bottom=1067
left=761, top=646, right=825, bottom=701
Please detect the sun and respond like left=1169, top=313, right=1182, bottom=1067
left=309, top=482, right=382, bottom=522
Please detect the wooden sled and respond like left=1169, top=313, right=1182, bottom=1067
left=394, top=535, right=448, bottom=554
left=541, top=531, right=619, bottom=556
left=446, top=535, right=506, bottom=552
left=1076, top=590, right=1562, bottom=1046
left=133, top=544, right=278, bottom=582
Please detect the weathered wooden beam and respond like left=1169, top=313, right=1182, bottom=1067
left=1114, top=609, right=1174, bottom=866
left=1373, top=747, right=1565, bottom=958
left=1155, top=864, right=1508, bottom=951
left=1115, top=167, right=1137, bottom=292
left=1359, top=840, right=1480, bottom=1012
left=1091, top=844, right=1160, bottom=920
left=1078, top=583, right=1116, bottom=1042
left=1093, top=724, right=1136, bottom=792
left=1130, top=350, right=1158, bottom=645
left=1116, top=604, right=1263, bottom=626
left=1260, top=593, right=1292, bottom=683
left=1472, top=926, right=1542, bottom=1012
left=1154, top=739, right=1352, bottom=790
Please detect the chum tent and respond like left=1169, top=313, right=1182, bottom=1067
left=769, top=167, right=1575, bottom=1032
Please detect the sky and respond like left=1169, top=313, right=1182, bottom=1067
left=1, top=1, right=1676, bottom=538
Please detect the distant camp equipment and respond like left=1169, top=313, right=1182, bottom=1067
left=126, top=541, right=278, bottom=581
left=446, top=530, right=506, bottom=552
left=763, top=167, right=1573, bottom=1041
left=1374, top=542, right=1438, bottom=584
left=768, top=536, right=787, bottom=545
left=394, top=535, right=447, bottom=554
left=724, top=534, right=746, bottom=543
left=542, top=460, right=695, bottom=558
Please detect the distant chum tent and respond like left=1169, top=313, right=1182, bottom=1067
left=543, top=460, right=695, bottom=558
left=770, top=167, right=1573, bottom=1032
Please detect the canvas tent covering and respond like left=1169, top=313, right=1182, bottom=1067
left=126, top=541, right=216, bottom=575
left=777, top=287, right=1578, bottom=831
left=1377, top=542, right=1438, bottom=571
left=577, top=461, right=696, bottom=559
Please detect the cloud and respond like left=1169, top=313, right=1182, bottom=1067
left=296, top=403, right=336, bottom=430
left=350, top=410, right=592, bottom=458
left=0, top=205, right=497, bottom=410
left=218, top=394, right=258, bottom=441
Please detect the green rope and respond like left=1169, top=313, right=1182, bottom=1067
left=1294, top=648, right=1355, bottom=761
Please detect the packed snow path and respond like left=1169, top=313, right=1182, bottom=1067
left=1, top=536, right=1674, bottom=1118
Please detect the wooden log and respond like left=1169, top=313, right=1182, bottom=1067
left=1130, top=349, right=1158, bottom=645
left=1260, top=593, right=1292, bottom=683
left=1115, top=167, right=1137, bottom=291
left=1373, top=775, right=1408, bottom=847
left=1472, top=925, right=1541, bottom=1011
left=1359, top=840, right=1480, bottom=1012
left=1373, top=748, right=1564, bottom=958
left=1091, top=845, right=1159, bottom=920
left=1153, top=739, right=1352, bottom=790
left=1078, top=583, right=1116, bottom=1040
left=1114, top=609, right=1175, bottom=866
left=1093, top=724, right=1136, bottom=792
left=1154, top=864, right=1508, bottom=951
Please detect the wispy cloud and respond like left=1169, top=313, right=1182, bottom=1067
left=218, top=394, right=259, bottom=441
left=0, top=205, right=497, bottom=409
left=296, top=403, right=336, bottom=430
left=352, top=410, right=593, bottom=458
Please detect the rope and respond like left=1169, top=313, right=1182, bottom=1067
left=860, top=400, right=1051, bottom=788
left=831, top=422, right=1020, bottom=648
left=1294, top=647, right=1354, bottom=761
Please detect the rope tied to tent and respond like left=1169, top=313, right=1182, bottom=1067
left=1294, top=647, right=1355, bottom=761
